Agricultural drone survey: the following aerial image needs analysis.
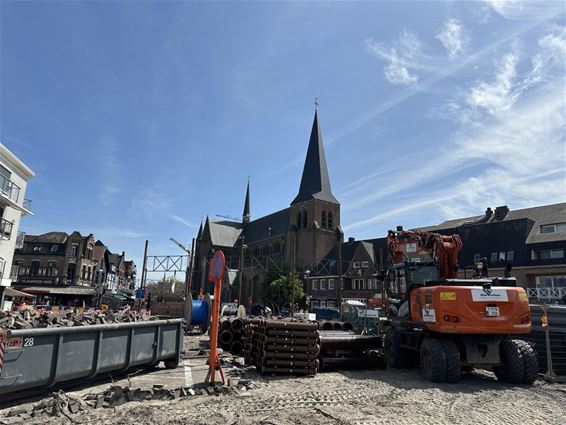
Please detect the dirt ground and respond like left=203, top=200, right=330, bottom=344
left=71, top=369, right=565, bottom=425
left=3, top=335, right=566, bottom=425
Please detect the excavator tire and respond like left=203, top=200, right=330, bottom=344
left=517, top=340, right=539, bottom=384
left=440, top=340, right=462, bottom=383
left=494, top=339, right=528, bottom=384
left=384, top=328, right=415, bottom=368
left=420, top=338, right=447, bottom=383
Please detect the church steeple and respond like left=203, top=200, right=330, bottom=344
left=196, top=220, right=203, bottom=240
left=242, top=180, right=250, bottom=224
left=291, top=109, right=338, bottom=205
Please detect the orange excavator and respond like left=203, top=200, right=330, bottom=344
left=383, top=226, right=537, bottom=384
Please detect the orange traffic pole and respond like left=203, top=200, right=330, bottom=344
left=209, top=280, right=222, bottom=384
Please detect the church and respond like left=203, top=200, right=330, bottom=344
left=191, top=109, right=344, bottom=304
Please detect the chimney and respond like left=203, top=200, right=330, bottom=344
left=477, top=207, right=494, bottom=223
left=494, top=205, right=509, bottom=221
left=348, top=237, right=355, bottom=244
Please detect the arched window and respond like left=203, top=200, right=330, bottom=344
left=87, top=267, right=91, bottom=281
left=296, top=212, right=301, bottom=228
left=328, top=212, right=334, bottom=229
left=302, top=210, right=307, bottom=228
left=322, top=211, right=327, bottom=228
left=82, top=265, right=87, bottom=280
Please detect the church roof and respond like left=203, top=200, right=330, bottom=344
left=208, top=220, right=243, bottom=247
left=291, top=110, right=338, bottom=205
left=243, top=208, right=290, bottom=244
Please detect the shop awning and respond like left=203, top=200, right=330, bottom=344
left=17, top=286, right=95, bottom=296
left=4, top=287, right=34, bottom=298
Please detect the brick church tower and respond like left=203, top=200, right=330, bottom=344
left=285, top=109, right=343, bottom=272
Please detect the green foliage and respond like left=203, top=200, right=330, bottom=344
left=267, top=273, right=304, bottom=308
left=147, top=275, right=185, bottom=299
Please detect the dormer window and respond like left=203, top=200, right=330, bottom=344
left=541, top=223, right=566, bottom=234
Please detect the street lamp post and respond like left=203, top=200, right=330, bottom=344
left=238, top=236, right=247, bottom=306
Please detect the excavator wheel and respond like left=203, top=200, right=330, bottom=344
left=518, top=340, right=539, bottom=384
left=420, top=338, right=447, bottom=383
left=440, top=340, right=462, bottom=383
left=494, top=339, right=538, bottom=384
left=384, top=328, right=416, bottom=368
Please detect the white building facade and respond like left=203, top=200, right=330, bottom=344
left=0, top=143, right=34, bottom=297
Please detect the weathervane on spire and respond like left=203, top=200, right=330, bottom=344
left=314, top=97, right=319, bottom=111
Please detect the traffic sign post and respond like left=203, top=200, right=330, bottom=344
left=208, top=250, right=225, bottom=385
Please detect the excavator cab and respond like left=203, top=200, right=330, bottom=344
left=386, top=262, right=439, bottom=318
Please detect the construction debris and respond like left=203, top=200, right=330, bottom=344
left=0, top=307, right=158, bottom=330
left=0, top=379, right=257, bottom=423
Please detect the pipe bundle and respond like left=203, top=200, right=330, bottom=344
left=316, top=320, right=354, bottom=332
left=318, top=330, right=386, bottom=371
left=218, top=317, right=244, bottom=355
left=243, top=317, right=320, bottom=375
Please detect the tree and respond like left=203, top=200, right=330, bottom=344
left=267, top=273, right=304, bottom=309
left=146, top=275, right=185, bottom=301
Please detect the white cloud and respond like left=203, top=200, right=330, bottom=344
left=169, top=214, right=196, bottom=228
left=466, top=49, right=519, bottom=115
left=436, top=18, right=468, bottom=59
left=366, top=30, right=425, bottom=85
left=485, top=0, right=564, bottom=20
left=345, top=29, right=566, bottom=233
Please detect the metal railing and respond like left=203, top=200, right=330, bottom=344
left=0, top=218, right=13, bottom=239
left=0, top=173, right=20, bottom=203
left=23, top=198, right=32, bottom=210
left=528, top=287, right=566, bottom=301
left=16, top=231, right=25, bottom=249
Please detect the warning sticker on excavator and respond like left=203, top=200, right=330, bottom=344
left=406, top=243, right=417, bottom=253
left=440, top=292, right=456, bottom=301
left=422, top=308, right=436, bottom=322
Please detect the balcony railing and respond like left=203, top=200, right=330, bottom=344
left=23, top=198, right=32, bottom=211
left=10, top=265, right=20, bottom=280
left=527, top=287, right=566, bottom=300
left=0, top=218, right=13, bottom=239
left=0, top=173, right=20, bottom=203
left=16, top=231, right=25, bottom=249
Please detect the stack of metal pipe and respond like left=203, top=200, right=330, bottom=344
left=317, top=320, right=354, bottom=332
left=218, top=316, right=244, bottom=355
left=243, top=317, right=320, bottom=375
left=318, top=330, right=385, bottom=370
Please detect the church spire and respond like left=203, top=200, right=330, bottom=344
left=242, top=180, right=250, bottom=224
left=291, top=108, right=338, bottom=205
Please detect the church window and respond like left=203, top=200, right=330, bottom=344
left=322, top=211, right=327, bottom=228
left=296, top=213, right=301, bottom=228
left=328, top=212, right=333, bottom=229
left=302, top=210, right=307, bottom=228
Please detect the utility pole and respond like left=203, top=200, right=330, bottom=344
left=141, top=240, right=149, bottom=289
left=187, top=238, right=195, bottom=299
left=238, top=236, right=245, bottom=306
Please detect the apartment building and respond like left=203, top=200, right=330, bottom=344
left=0, top=144, right=34, bottom=309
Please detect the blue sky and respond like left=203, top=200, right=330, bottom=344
left=1, top=1, right=565, bottom=278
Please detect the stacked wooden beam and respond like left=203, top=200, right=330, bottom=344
left=243, top=317, right=320, bottom=375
